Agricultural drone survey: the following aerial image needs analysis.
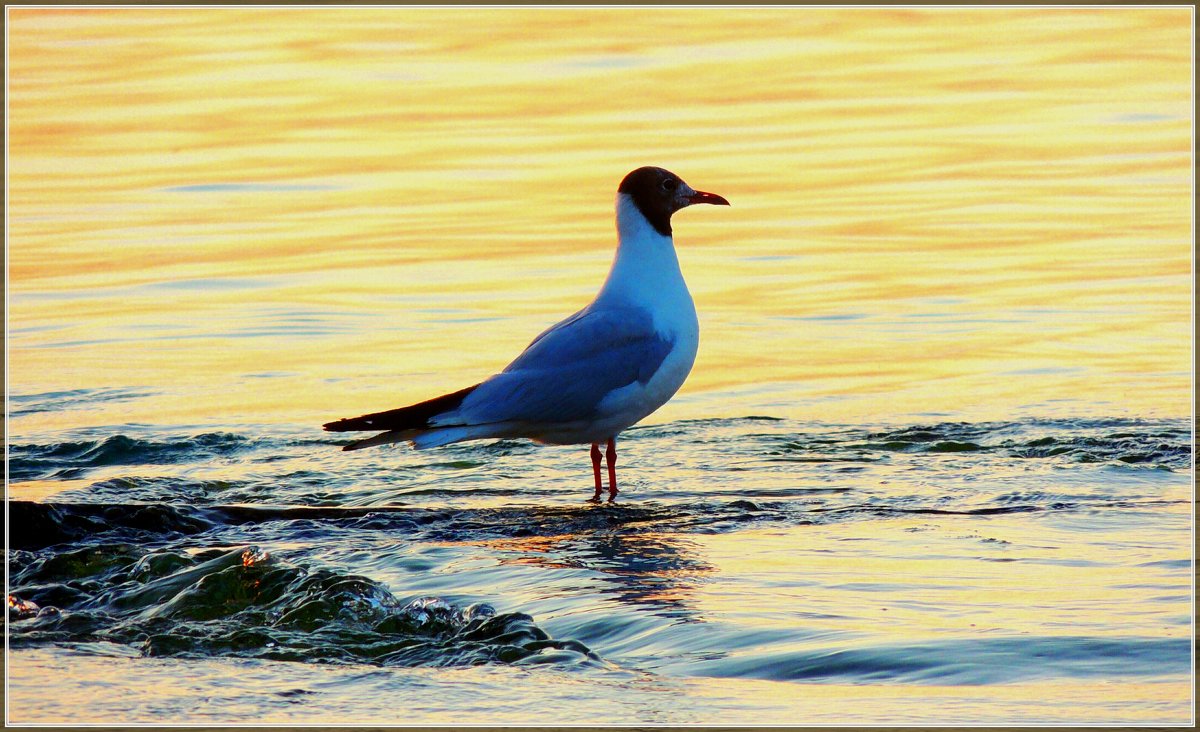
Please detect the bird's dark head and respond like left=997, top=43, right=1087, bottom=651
left=618, top=166, right=730, bottom=237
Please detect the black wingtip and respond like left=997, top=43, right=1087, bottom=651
left=320, top=384, right=480, bottom=434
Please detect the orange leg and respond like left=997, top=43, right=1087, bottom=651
left=606, top=438, right=618, bottom=501
left=589, top=443, right=603, bottom=502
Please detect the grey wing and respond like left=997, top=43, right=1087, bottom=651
left=454, top=306, right=674, bottom=425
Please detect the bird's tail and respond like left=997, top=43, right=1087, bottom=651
left=339, top=429, right=421, bottom=451
left=340, top=423, right=510, bottom=452
left=323, top=384, right=484, bottom=451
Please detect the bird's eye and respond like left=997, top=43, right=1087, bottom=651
left=662, top=178, right=678, bottom=191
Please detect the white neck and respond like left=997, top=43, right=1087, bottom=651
left=595, top=194, right=689, bottom=308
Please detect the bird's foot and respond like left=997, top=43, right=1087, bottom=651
left=587, top=489, right=619, bottom=504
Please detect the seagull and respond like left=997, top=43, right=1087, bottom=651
left=323, top=166, right=729, bottom=502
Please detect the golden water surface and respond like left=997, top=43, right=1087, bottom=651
left=4, top=10, right=1195, bottom=724
left=7, top=7, right=1192, bottom=435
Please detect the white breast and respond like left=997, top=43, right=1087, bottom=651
left=590, top=194, right=700, bottom=430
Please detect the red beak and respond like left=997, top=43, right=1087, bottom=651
left=687, top=190, right=731, bottom=206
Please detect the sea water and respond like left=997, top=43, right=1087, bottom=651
left=7, top=7, right=1193, bottom=725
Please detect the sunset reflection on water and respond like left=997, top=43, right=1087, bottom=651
left=5, top=6, right=1194, bottom=726
left=8, top=7, right=1191, bottom=433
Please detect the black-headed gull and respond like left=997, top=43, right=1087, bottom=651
left=324, top=166, right=729, bottom=501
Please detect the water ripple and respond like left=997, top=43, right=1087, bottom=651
left=7, top=415, right=1192, bottom=689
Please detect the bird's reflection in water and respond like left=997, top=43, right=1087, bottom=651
left=576, top=532, right=712, bottom=619
left=479, top=514, right=714, bottom=620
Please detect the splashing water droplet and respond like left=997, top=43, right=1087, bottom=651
left=8, top=594, right=40, bottom=619
left=241, top=547, right=270, bottom=567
